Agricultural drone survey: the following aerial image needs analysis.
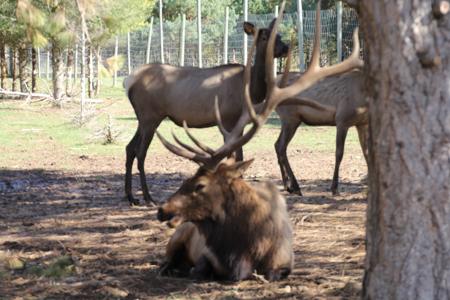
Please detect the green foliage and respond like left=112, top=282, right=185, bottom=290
left=28, top=256, right=75, bottom=279
left=0, top=0, right=27, bottom=46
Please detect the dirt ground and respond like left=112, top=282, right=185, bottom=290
left=0, top=139, right=367, bottom=299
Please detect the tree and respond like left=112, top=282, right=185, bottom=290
left=85, top=0, right=155, bottom=96
left=353, top=0, right=450, bottom=298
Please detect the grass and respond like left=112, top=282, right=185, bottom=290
left=0, top=77, right=362, bottom=169
left=28, top=256, right=75, bottom=279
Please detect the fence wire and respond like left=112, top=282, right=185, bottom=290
left=34, top=8, right=358, bottom=78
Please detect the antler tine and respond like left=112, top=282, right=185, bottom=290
left=243, top=29, right=260, bottom=124
left=274, top=1, right=363, bottom=105
left=309, top=0, right=322, bottom=71
left=156, top=131, right=210, bottom=165
left=171, top=130, right=209, bottom=156
left=279, top=34, right=294, bottom=88
left=214, top=96, right=230, bottom=138
left=265, top=0, right=286, bottom=94
left=182, top=121, right=215, bottom=155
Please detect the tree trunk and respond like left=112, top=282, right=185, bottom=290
left=66, top=48, right=74, bottom=96
left=0, top=42, right=7, bottom=89
left=86, top=45, right=93, bottom=98
left=11, top=48, right=17, bottom=92
left=51, top=43, right=65, bottom=102
left=18, top=44, right=30, bottom=93
left=359, top=1, right=450, bottom=299
left=31, top=48, right=37, bottom=93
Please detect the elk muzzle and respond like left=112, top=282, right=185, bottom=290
left=157, top=205, right=184, bottom=228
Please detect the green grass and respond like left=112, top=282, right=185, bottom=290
left=0, top=78, right=362, bottom=168
left=28, top=256, right=75, bottom=279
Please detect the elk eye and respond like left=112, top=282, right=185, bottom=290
left=195, top=183, right=205, bottom=192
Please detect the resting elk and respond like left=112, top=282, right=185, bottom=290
left=123, top=19, right=291, bottom=205
left=275, top=70, right=367, bottom=195
left=156, top=0, right=363, bottom=281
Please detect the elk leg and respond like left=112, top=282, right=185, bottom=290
left=235, top=147, right=243, bottom=161
left=136, top=122, right=160, bottom=205
left=125, top=129, right=140, bottom=206
left=356, top=124, right=369, bottom=167
left=275, top=120, right=302, bottom=195
left=223, top=125, right=244, bottom=161
left=331, top=126, right=349, bottom=195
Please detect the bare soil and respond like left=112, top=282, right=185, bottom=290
left=0, top=141, right=367, bottom=299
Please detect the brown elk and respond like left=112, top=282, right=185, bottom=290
left=123, top=19, right=291, bottom=206
left=156, top=0, right=363, bottom=281
left=275, top=70, right=367, bottom=195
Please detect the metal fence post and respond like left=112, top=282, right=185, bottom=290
left=223, top=6, right=229, bottom=64
left=74, top=44, right=78, bottom=81
left=46, top=51, right=50, bottom=79
left=197, top=0, right=202, bottom=67
left=337, top=1, right=343, bottom=62
left=180, top=14, right=186, bottom=66
left=113, top=36, right=118, bottom=86
left=127, top=32, right=131, bottom=74
left=159, top=0, right=165, bottom=63
left=243, top=0, right=248, bottom=64
left=146, top=17, right=154, bottom=64
left=297, top=0, right=304, bottom=70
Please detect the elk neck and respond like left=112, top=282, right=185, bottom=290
left=249, top=51, right=268, bottom=104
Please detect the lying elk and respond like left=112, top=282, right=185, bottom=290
left=123, top=19, right=290, bottom=205
left=156, top=0, right=363, bottom=281
left=275, top=70, right=367, bottom=195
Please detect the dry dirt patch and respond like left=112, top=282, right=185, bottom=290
left=0, top=147, right=367, bottom=299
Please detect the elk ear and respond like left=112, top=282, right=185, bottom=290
left=226, top=159, right=254, bottom=179
left=243, top=22, right=256, bottom=36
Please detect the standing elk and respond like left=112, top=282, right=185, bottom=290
left=123, top=19, right=290, bottom=206
left=275, top=70, right=367, bottom=195
left=156, top=0, right=363, bottom=281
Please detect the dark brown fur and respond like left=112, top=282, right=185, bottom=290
left=158, top=159, right=293, bottom=281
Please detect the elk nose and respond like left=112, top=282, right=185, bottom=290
left=157, top=207, right=173, bottom=222
left=157, top=207, right=164, bottom=221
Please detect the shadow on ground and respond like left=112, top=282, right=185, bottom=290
left=0, top=168, right=366, bottom=299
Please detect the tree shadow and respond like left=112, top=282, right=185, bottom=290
left=0, top=168, right=365, bottom=299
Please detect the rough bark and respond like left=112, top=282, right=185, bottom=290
left=86, top=45, right=93, bottom=98
left=31, top=48, right=37, bottom=93
left=51, top=43, right=65, bottom=102
left=359, top=1, right=450, bottom=299
left=11, top=48, right=17, bottom=92
left=0, top=42, right=7, bottom=89
left=66, top=48, right=74, bottom=96
left=17, top=44, right=30, bottom=93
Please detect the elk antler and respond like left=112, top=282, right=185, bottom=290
left=157, top=0, right=363, bottom=169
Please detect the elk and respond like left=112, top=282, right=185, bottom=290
left=156, top=0, right=363, bottom=281
left=123, top=19, right=291, bottom=206
left=275, top=70, right=367, bottom=195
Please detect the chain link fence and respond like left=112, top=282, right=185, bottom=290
left=34, top=8, right=358, bottom=79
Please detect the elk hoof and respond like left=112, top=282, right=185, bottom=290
left=331, top=189, right=340, bottom=196
left=287, top=186, right=302, bottom=196
left=127, top=195, right=140, bottom=206
left=158, top=262, right=172, bottom=277
left=145, top=200, right=157, bottom=207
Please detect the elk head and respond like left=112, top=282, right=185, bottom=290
left=244, top=20, right=289, bottom=58
left=157, top=158, right=253, bottom=227
left=157, top=0, right=363, bottom=227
